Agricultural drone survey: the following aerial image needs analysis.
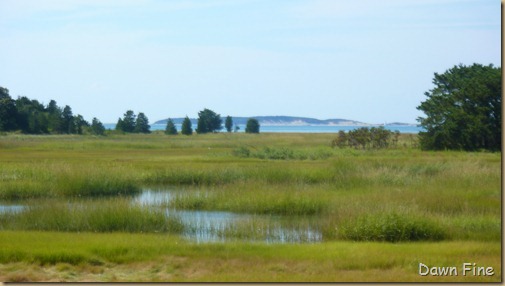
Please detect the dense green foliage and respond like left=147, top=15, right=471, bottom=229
left=196, top=108, right=222, bottom=134
left=245, top=118, right=260, bottom=133
left=181, top=116, right=193, bottom=135
left=0, top=87, right=90, bottom=134
left=134, top=112, right=151, bottom=133
left=225, top=115, right=233, bottom=132
left=331, top=127, right=399, bottom=149
left=164, top=118, right=178, bottom=135
left=417, top=63, right=501, bottom=151
left=116, top=110, right=151, bottom=133
left=90, top=118, right=106, bottom=136
left=0, top=87, right=17, bottom=131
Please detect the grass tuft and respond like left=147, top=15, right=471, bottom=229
left=0, top=199, right=184, bottom=233
left=338, top=211, right=446, bottom=242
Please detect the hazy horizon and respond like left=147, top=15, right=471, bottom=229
left=148, top=114, right=416, bottom=125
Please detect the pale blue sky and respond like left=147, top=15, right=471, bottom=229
left=0, top=0, right=500, bottom=124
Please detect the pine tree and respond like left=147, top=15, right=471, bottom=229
left=91, top=117, right=106, bottom=136
left=115, top=118, right=124, bottom=132
left=121, top=110, right=136, bottom=132
left=165, top=118, right=178, bottom=135
left=0, top=87, right=18, bottom=131
left=134, top=112, right=150, bottom=133
left=225, top=116, right=233, bottom=133
left=181, top=116, right=193, bottom=135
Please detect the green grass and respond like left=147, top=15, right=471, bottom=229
left=0, top=231, right=500, bottom=282
left=338, top=211, right=447, bottom=242
left=0, top=198, right=183, bottom=233
left=0, top=132, right=501, bottom=281
left=0, top=133, right=500, bottom=241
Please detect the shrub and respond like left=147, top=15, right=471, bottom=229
left=332, top=127, right=400, bottom=150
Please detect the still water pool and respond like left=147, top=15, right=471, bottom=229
left=134, top=189, right=323, bottom=243
left=0, top=189, right=323, bottom=244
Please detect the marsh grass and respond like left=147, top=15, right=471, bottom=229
left=0, top=231, right=500, bottom=282
left=0, top=198, right=183, bottom=233
left=0, top=163, right=140, bottom=200
left=215, top=215, right=323, bottom=243
left=0, top=133, right=501, bottom=243
left=337, top=211, right=446, bottom=242
left=168, top=185, right=328, bottom=215
left=53, top=168, right=140, bottom=197
left=233, top=146, right=333, bottom=160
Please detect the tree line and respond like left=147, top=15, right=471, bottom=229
left=2, top=62, right=498, bottom=150
left=0, top=87, right=105, bottom=135
left=0, top=88, right=260, bottom=136
left=163, top=108, right=260, bottom=135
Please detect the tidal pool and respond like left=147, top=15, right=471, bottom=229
left=134, top=189, right=323, bottom=243
left=0, top=189, right=323, bottom=243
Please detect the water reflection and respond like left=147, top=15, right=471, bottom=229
left=136, top=189, right=323, bottom=244
left=0, top=204, right=24, bottom=214
left=134, top=189, right=174, bottom=205
left=0, top=189, right=323, bottom=244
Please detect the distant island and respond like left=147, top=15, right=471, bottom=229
left=154, top=116, right=416, bottom=126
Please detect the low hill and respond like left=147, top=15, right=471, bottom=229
left=154, top=116, right=370, bottom=126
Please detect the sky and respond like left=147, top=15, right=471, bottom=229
left=0, top=0, right=500, bottom=124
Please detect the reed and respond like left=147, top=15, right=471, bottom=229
left=337, top=211, right=446, bottom=242
left=0, top=133, right=500, bottom=243
left=168, top=184, right=329, bottom=215
left=0, top=198, right=183, bottom=233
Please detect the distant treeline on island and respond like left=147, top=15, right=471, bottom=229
left=155, top=116, right=414, bottom=126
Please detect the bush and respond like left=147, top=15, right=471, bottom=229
left=332, top=127, right=399, bottom=150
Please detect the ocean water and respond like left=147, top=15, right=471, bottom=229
left=104, top=123, right=423, bottom=133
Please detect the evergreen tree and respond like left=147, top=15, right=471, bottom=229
left=62, top=105, right=75, bottom=134
left=165, top=118, right=178, bottom=135
left=225, top=116, right=233, bottom=133
left=181, top=116, right=193, bottom=135
left=74, top=114, right=89, bottom=135
left=46, top=100, right=64, bottom=133
left=134, top=112, right=150, bottom=133
left=0, top=86, right=101, bottom=135
left=245, top=118, right=260, bottom=133
left=0, top=87, right=18, bottom=131
left=16, top=97, right=48, bottom=134
left=115, top=118, right=124, bottom=132
left=120, top=110, right=136, bottom=132
left=90, top=117, right=106, bottom=136
left=196, top=108, right=222, bottom=134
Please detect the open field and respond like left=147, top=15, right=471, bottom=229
left=0, top=132, right=501, bottom=282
